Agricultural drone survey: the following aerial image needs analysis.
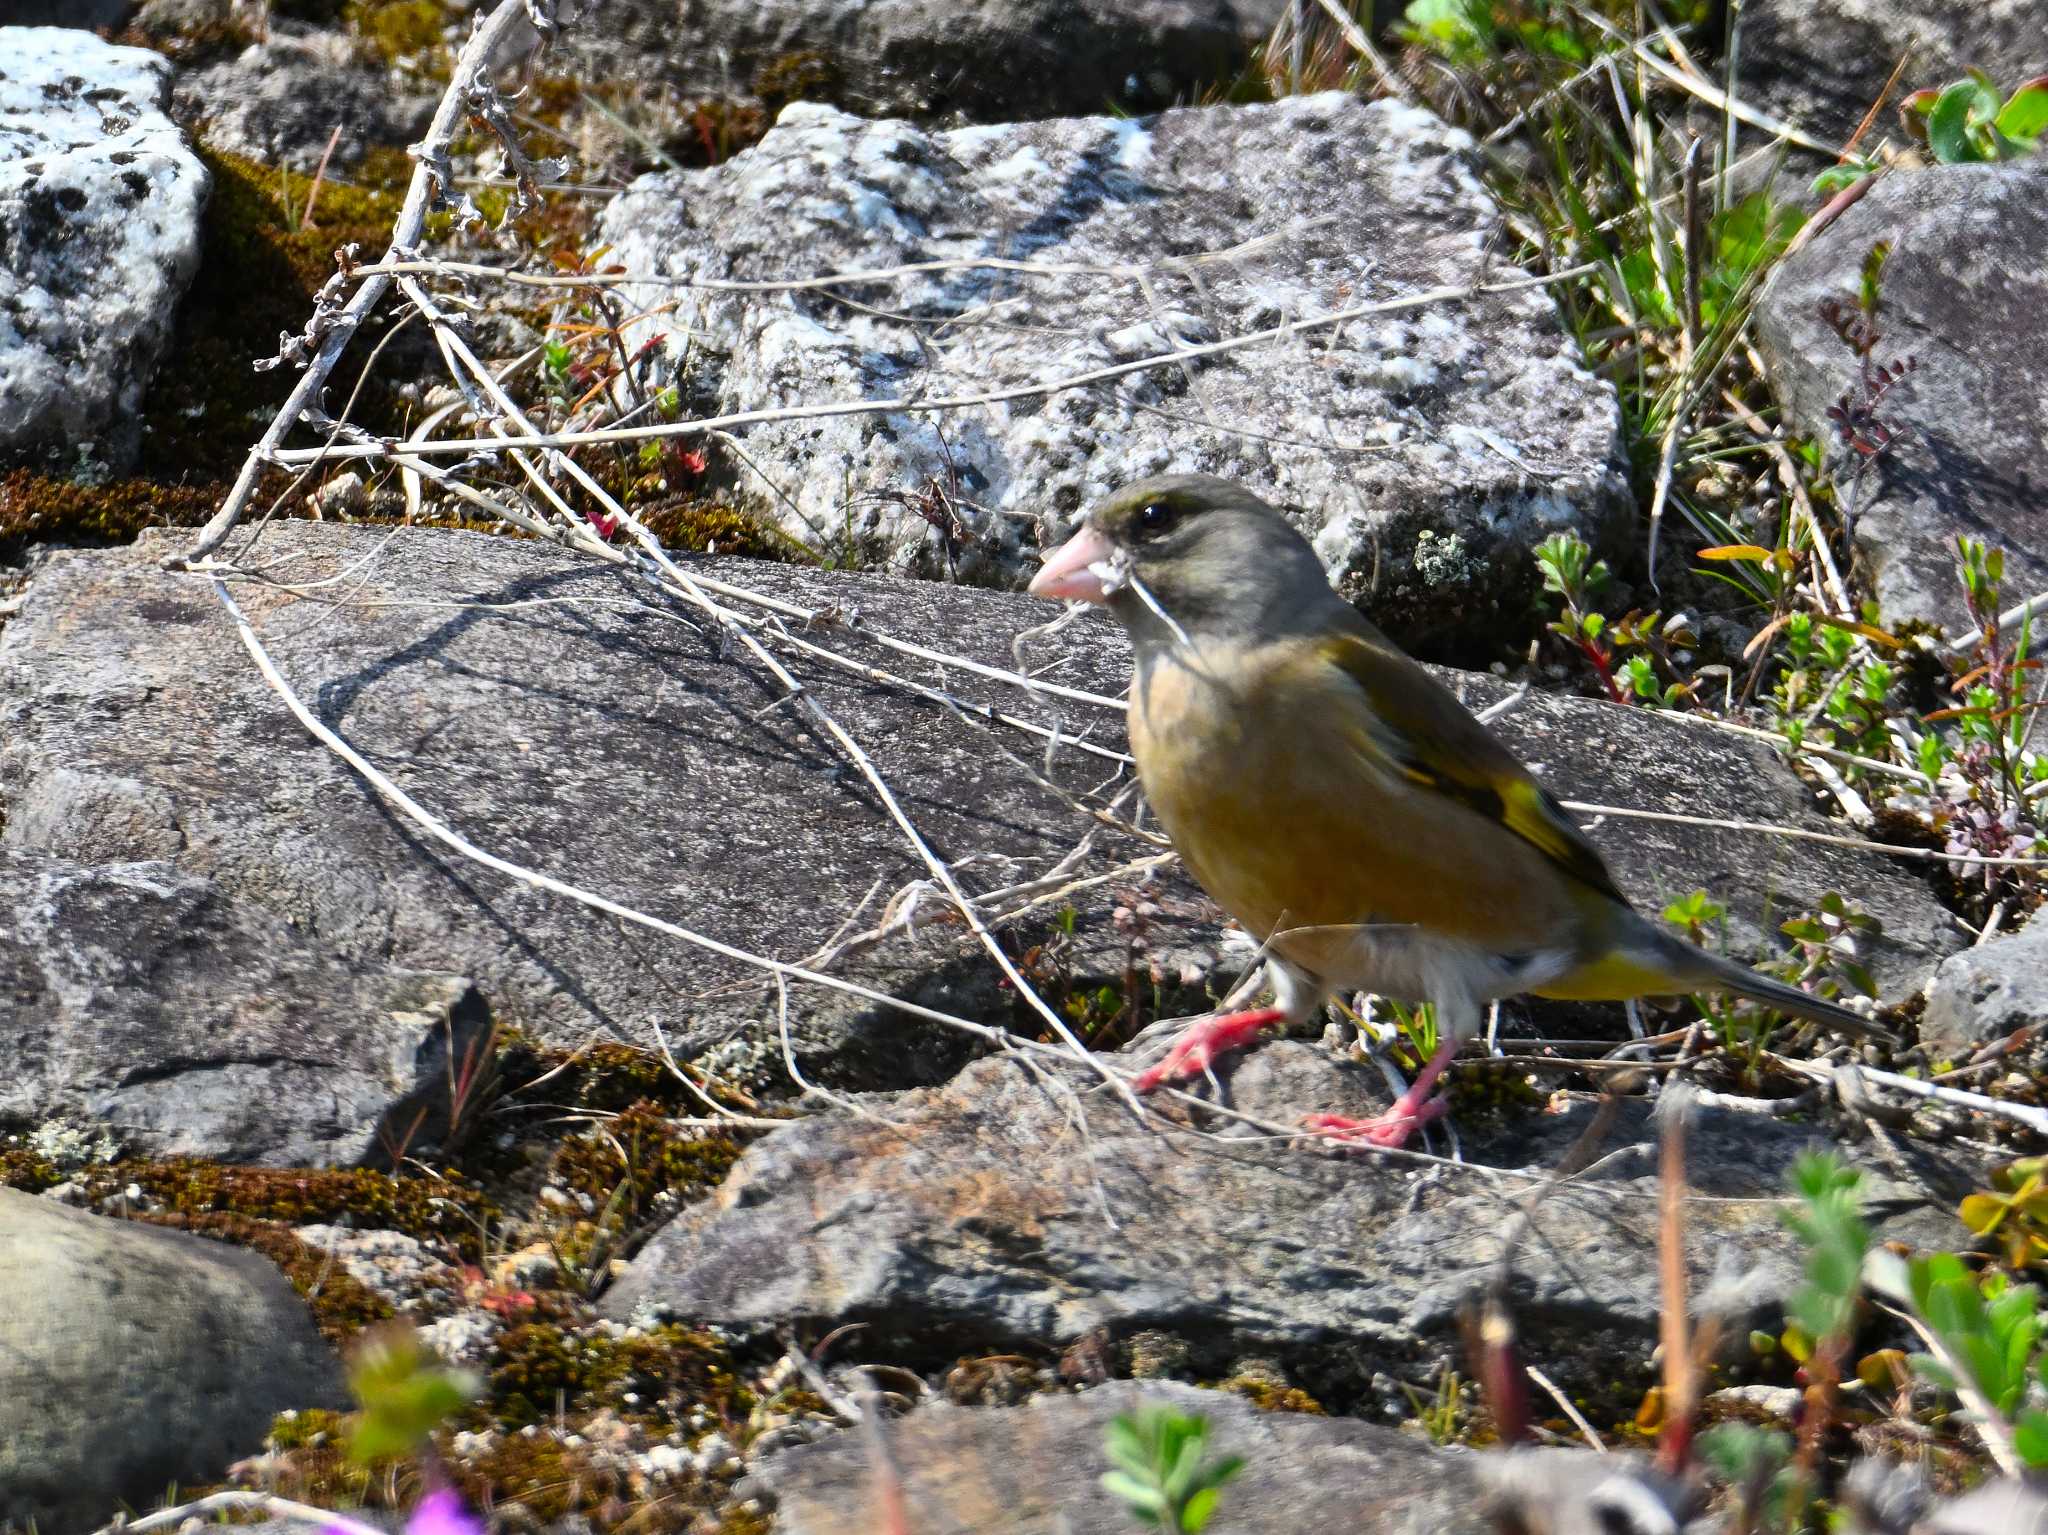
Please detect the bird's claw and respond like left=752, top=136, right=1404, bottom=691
left=1130, top=1006, right=1286, bottom=1093
left=1304, top=1097, right=1449, bottom=1150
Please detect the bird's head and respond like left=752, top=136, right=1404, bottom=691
left=1027, top=475, right=1340, bottom=648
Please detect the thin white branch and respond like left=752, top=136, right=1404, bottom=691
left=250, top=265, right=1601, bottom=467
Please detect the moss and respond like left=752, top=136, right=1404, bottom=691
left=42, top=1158, right=496, bottom=1261
left=711, top=1506, right=774, bottom=1535
left=633, top=497, right=808, bottom=562
left=752, top=51, right=840, bottom=114
left=266, top=1407, right=351, bottom=1451
left=0, top=1147, right=63, bottom=1193
left=495, top=1037, right=768, bottom=1120
left=0, top=471, right=225, bottom=551
left=343, top=0, right=453, bottom=63
left=450, top=1434, right=636, bottom=1524
left=549, top=1102, right=746, bottom=1211
left=488, top=1321, right=750, bottom=1430
left=1218, top=1377, right=1326, bottom=1414
left=131, top=147, right=409, bottom=486
left=145, top=1210, right=396, bottom=1345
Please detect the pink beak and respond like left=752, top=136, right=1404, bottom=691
left=1026, top=525, right=1116, bottom=603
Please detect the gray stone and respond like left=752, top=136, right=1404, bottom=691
left=0, top=26, right=210, bottom=473
left=0, top=524, right=1958, bottom=1136
left=0, top=1188, right=346, bottom=1533
left=1732, top=2, right=2048, bottom=154
left=0, top=847, right=496, bottom=1166
left=741, top=1378, right=1491, bottom=1535
left=1921, top=920, right=2048, bottom=1049
left=597, top=93, right=1629, bottom=655
left=603, top=1039, right=1972, bottom=1397
left=171, top=28, right=438, bottom=172
left=0, top=524, right=1214, bottom=1098
left=552, top=0, right=1289, bottom=124
left=1755, top=158, right=2048, bottom=634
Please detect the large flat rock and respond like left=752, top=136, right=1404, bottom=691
left=0, top=524, right=1958, bottom=1159
left=551, top=0, right=1290, bottom=123
left=1756, top=159, right=2048, bottom=633
left=742, top=1379, right=1492, bottom=1535
left=603, top=1040, right=1974, bottom=1399
left=598, top=93, right=1629, bottom=656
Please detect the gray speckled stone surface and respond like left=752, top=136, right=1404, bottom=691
left=1756, top=158, right=2048, bottom=633
left=0, top=26, right=209, bottom=472
left=597, top=93, right=1629, bottom=656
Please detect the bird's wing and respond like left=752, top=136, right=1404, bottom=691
left=1317, top=626, right=1629, bottom=908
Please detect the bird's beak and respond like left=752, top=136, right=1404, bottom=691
left=1027, top=525, right=1116, bottom=603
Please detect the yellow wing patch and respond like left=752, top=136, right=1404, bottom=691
left=1318, top=630, right=1628, bottom=908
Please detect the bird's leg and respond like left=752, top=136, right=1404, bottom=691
left=1306, top=1031, right=1460, bottom=1150
left=1129, top=962, right=1325, bottom=1094
left=1131, top=1006, right=1288, bottom=1092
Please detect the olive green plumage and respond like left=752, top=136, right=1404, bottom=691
left=1041, top=474, right=1884, bottom=1044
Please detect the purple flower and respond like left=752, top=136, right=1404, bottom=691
left=407, top=1486, right=486, bottom=1535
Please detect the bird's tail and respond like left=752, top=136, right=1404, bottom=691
left=1638, top=920, right=1893, bottom=1044
left=1542, top=913, right=1894, bottom=1044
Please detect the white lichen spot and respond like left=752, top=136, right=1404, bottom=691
left=1411, top=527, right=1477, bottom=586
left=985, top=145, right=1054, bottom=186
left=1109, top=118, right=1154, bottom=171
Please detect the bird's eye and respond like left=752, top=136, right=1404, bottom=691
left=1136, top=502, right=1174, bottom=535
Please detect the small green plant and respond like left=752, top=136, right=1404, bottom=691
left=1903, top=1253, right=2048, bottom=1469
left=1662, top=888, right=1726, bottom=947
left=345, top=1322, right=481, bottom=1462
left=1960, top=1156, right=2048, bottom=1271
left=1101, top=1404, right=1244, bottom=1533
left=1905, top=72, right=2048, bottom=164
left=1697, top=1423, right=1800, bottom=1535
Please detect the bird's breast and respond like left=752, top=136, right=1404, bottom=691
left=1126, top=639, right=1591, bottom=973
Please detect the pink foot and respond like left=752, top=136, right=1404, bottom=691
left=1131, top=1007, right=1287, bottom=1093
left=1305, top=1033, right=1464, bottom=1150
left=1305, top=1094, right=1450, bottom=1150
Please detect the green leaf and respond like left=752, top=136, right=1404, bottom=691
left=2015, top=1409, right=2048, bottom=1470
left=1928, top=78, right=2000, bottom=162
left=1811, top=163, right=1874, bottom=199
left=1182, top=1486, right=1222, bottom=1533
left=1101, top=1472, right=1167, bottom=1516
left=345, top=1326, right=478, bottom=1464
left=1996, top=81, right=2048, bottom=141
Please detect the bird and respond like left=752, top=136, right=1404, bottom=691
left=1024, top=474, right=1887, bottom=1149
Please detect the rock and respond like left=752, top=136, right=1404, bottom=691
left=602, top=1039, right=1968, bottom=1398
left=4, top=525, right=1958, bottom=1091
left=597, top=93, right=1629, bottom=656
left=0, top=524, right=1957, bottom=1156
left=0, top=26, right=210, bottom=473
left=0, top=1188, right=346, bottom=1532
left=553, top=0, right=1289, bottom=123
left=0, top=524, right=1214, bottom=1100
left=0, top=847, right=496, bottom=1165
left=1731, top=2, right=2048, bottom=154
left=1920, top=920, right=2048, bottom=1049
left=170, top=28, right=438, bottom=172
left=1755, top=159, right=2048, bottom=633
left=741, top=1378, right=1491, bottom=1535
